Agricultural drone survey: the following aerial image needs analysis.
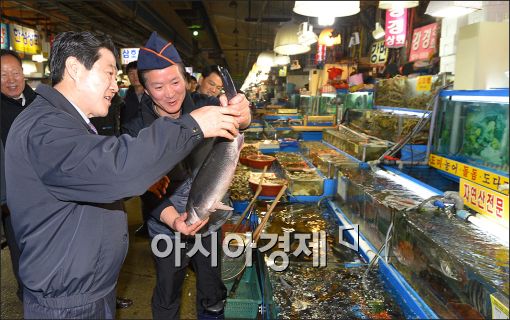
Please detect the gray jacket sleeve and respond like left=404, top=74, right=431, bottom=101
left=27, top=111, right=203, bottom=203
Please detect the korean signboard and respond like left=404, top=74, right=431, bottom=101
left=1, top=23, right=9, bottom=50
left=460, top=178, right=508, bottom=227
left=120, top=48, right=140, bottom=65
left=384, top=8, right=407, bottom=48
left=10, top=24, right=41, bottom=55
left=409, top=22, right=438, bottom=62
left=429, top=154, right=509, bottom=196
left=370, top=40, right=388, bottom=65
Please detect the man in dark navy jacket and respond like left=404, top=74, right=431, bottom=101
left=123, top=32, right=251, bottom=319
left=4, top=31, right=242, bottom=319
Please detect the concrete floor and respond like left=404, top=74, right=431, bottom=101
left=1, top=197, right=198, bottom=319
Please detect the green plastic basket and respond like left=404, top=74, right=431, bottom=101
left=224, top=266, right=262, bottom=319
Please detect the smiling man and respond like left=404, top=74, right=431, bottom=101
left=5, top=31, right=242, bottom=319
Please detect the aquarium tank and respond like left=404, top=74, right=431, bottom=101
left=344, top=108, right=430, bottom=144
left=432, top=90, right=509, bottom=173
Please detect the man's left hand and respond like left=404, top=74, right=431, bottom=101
left=219, top=93, right=251, bottom=129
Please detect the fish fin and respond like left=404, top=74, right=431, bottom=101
left=209, top=201, right=233, bottom=212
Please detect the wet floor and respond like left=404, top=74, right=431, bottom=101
left=1, top=197, right=198, bottom=319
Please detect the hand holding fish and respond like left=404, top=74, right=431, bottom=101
left=148, top=176, right=170, bottom=199
left=160, top=206, right=209, bottom=235
left=219, top=93, right=251, bottom=129
left=190, top=105, right=240, bottom=140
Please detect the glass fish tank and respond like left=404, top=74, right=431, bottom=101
left=344, top=107, right=431, bottom=144
left=432, top=89, right=509, bottom=173
left=333, top=164, right=509, bottom=319
left=299, top=94, right=343, bottom=117
left=323, top=126, right=392, bottom=162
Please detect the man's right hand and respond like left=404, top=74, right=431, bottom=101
left=190, top=106, right=240, bottom=139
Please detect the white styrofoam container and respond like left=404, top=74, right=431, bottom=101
left=439, top=37, right=457, bottom=57
left=440, top=55, right=456, bottom=74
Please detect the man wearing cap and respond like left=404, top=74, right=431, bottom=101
left=123, top=32, right=251, bottom=319
left=5, top=31, right=241, bottom=319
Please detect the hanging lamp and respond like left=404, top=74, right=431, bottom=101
left=274, top=55, right=291, bottom=66
left=256, top=51, right=276, bottom=68
left=293, top=1, right=360, bottom=26
left=425, top=1, right=482, bottom=18
left=378, top=1, right=419, bottom=10
left=273, top=22, right=310, bottom=55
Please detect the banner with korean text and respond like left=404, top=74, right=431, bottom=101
left=409, top=22, right=438, bottom=62
left=384, top=8, right=407, bottom=48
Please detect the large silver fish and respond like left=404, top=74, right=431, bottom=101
left=185, top=66, right=244, bottom=234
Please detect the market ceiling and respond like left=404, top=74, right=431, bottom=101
left=1, top=1, right=433, bottom=83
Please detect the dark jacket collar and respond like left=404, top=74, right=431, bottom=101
left=35, top=84, right=96, bottom=134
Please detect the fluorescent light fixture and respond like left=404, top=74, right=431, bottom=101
left=372, top=22, right=385, bottom=39
left=375, top=169, right=438, bottom=199
left=425, top=1, right=482, bottom=18
left=31, top=54, right=47, bottom=62
left=450, top=95, right=509, bottom=103
left=379, top=1, right=419, bottom=9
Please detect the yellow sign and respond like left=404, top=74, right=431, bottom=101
left=429, top=154, right=509, bottom=196
left=416, top=75, right=433, bottom=91
left=460, top=179, right=509, bottom=227
left=10, top=24, right=41, bottom=55
left=490, top=293, right=509, bottom=319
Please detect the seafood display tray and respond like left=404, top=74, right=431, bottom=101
left=257, top=203, right=415, bottom=319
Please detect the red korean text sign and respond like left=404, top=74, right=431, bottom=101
left=409, top=23, right=438, bottom=62
left=385, top=8, right=407, bottom=48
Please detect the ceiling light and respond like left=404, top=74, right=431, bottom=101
left=274, top=22, right=311, bottom=55
left=378, top=1, right=419, bottom=10
left=293, top=1, right=360, bottom=18
left=256, top=51, right=276, bottom=67
left=297, top=22, right=318, bottom=46
left=425, top=1, right=482, bottom=18
left=318, top=28, right=341, bottom=46
left=274, top=55, right=290, bottom=65
left=318, top=16, right=335, bottom=26
left=372, top=22, right=385, bottom=39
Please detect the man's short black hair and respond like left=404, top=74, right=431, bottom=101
left=126, top=61, right=138, bottom=73
left=0, top=49, right=22, bottom=66
left=49, top=31, right=118, bottom=86
left=200, top=65, right=221, bottom=79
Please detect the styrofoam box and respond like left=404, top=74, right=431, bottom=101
left=440, top=55, right=456, bottom=74
left=439, top=37, right=457, bottom=57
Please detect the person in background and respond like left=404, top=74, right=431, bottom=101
left=123, top=32, right=251, bottom=319
left=196, top=65, right=224, bottom=97
left=5, top=30, right=240, bottom=319
left=1, top=49, right=37, bottom=302
left=121, top=61, right=151, bottom=126
left=187, top=74, right=198, bottom=93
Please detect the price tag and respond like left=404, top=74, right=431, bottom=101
left=416, top=76, right=433, bottom=91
